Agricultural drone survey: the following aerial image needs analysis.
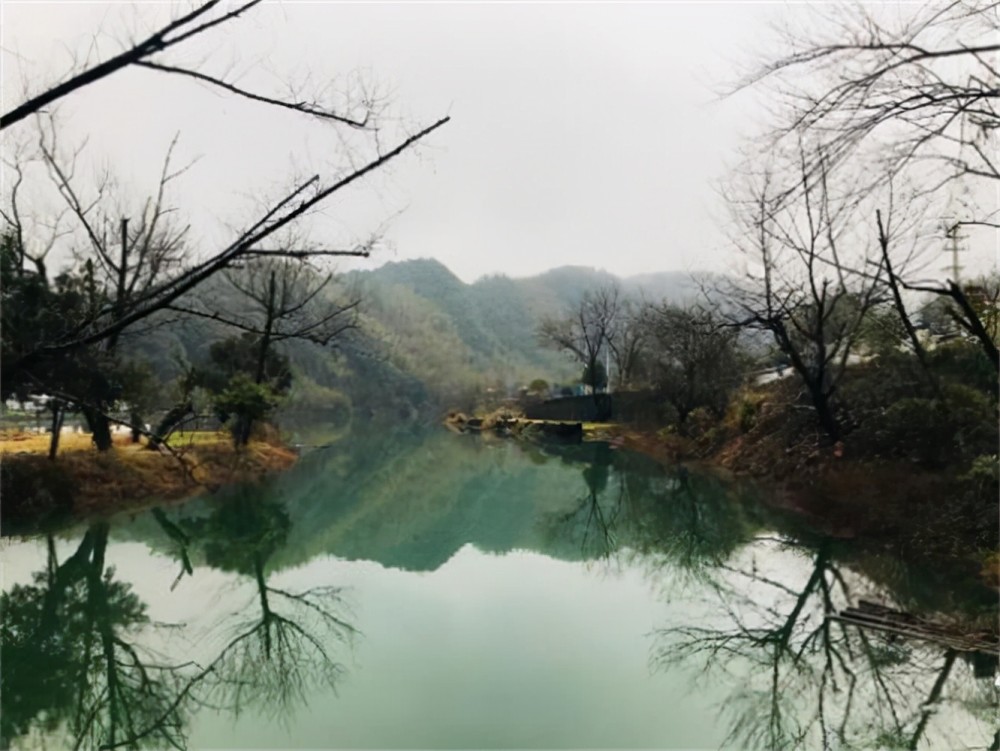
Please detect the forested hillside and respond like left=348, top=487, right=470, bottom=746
left=346, top=259, right=696, bottom=408
left=102, top=259, right=697, bottom=430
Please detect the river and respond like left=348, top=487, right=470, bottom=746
left=1, top=428, right=996, bottom=750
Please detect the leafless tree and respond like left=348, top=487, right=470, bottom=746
left=874, top=207, right=939, bottom=392
left=744, top=2, right=998, bottom=217
left=0, top=142, right=73, bottom=283
left=606, top=298, right=645, bottom=390
left=6, top=117, right=445, bottom=374
left=637, top=302, right=746, bottom=427
left=165, top=255, right=359, bottom=444
left=2, top=1, right=450, bottom=448
left=1, top=1, right=375, bottom=132
left=181, top=258, right=358, bottom=381
left=740, top=1, right=999, bottom=382
left=11, top=121, right=195, bottom=448
left=538, top=284, right=621, bottom=395
left=719, top=151, right=886, bottom=441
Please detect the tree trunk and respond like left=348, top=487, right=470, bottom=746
left=234, top=270, right=279, bottom=448
left=83, top=408, right=113, bottom=451
left=254, top=271, right=277, bottom=385
left=906, top=650, right=957, bottom=751
left=146, top=401, right=192, bottom=450
left=129, top=410, right=143, bottom=444
left=807, top=385, right=840, bottom=443
left=772, top=322, right=840, bottom=443
left=947, top=281, right=999, bottom=374
left=47, top=402, right=65, bottom=460
left=877, top=210, right=939, bottom=396
left=234, top=415, right=253, bottom=447
left=903, top=279, right=1000, bottom=375
left=253, top=553, right=273, bottom=658
left=39, top=530, right=97, bottom=639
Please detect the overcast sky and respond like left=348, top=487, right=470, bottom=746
left=0, top=2, right=877, bottom=283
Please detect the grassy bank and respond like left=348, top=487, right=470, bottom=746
left=0, top=430, right=297, bottom=533
left=589, top=379, right=999, bottom=591
left=450, top=376, right=998, bottom=591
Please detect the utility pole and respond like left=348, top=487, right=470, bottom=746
left=945, top=221, right=967, bottom=284
left=945, top=111, right=968, bottom=284
left=605, top=344, right=611, bottom=394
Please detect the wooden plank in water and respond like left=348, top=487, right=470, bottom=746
left=840, top=608, right=958, bottom=638
left=829, top=601, right=999, bottom=656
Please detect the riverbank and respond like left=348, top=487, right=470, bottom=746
left=612, top=422, right=992, bottom=550
left=0, top=430, right=298, bottom=533
left=446, top=388, right=999, bottom=592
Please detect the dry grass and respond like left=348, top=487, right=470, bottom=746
left=1, top=430, right=297, bottom=527
left=0, top=429, right=234, bottom=455
left=0, top=430, right=137, bottom=455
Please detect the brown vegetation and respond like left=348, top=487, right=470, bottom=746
left=0, top=430, right=296, bottom=531
left=591, top=374, right=997, bottom=585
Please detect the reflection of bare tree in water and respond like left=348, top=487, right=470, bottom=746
left=1, top=492, right=357, bottom=750
left=533, top=442, right=996, bottom=748
left=541, top=443, right=754, bottom=575
left=101, top=492, right=357, bottom=746
left=176, top=491, right=357, bottom=722
left=544, top=444, right=623, bottom=560
left=199, top=577, right=355, bottom=721
left=1, top=524, right=190, bottom=750
left=635, top=468, right=757, bottom=576
left=653, top=540, right=998, bottom=750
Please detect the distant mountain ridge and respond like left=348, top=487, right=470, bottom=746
left=346, top=259, right=699, bottom=400
left=117, top=258, right=702, bottom=426
left=361, top=258, right=697, bottom=305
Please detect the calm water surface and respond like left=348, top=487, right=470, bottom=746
left=1, top=429, right=996, bottom=750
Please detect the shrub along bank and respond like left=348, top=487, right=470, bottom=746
left=603, top=355, right=998, bottom=586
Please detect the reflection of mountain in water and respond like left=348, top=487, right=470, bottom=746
left=127, top=429, right=760, bottom=575
left=287, top=434, right=594, bottom=571
left=5, top=427, right=997, bottom=751
left=116, top=427, right=998, bottom=627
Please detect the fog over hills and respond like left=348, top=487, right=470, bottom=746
left=357, top=258, right=698, bottom=325
left=125, top=258, right=705, bottom=422
left=345, top=259, right=701, bottom=399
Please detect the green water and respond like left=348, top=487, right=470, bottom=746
left=1, top=429, right=996, bottom=750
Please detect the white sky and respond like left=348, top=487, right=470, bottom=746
left=5, top=2, right=988, bottom=283
left=1, top=1, right=782, bottom=282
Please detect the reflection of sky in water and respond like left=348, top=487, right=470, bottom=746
left=196, top=546, right=731, bottom=750
left=1, top=432, right=996, bottom=750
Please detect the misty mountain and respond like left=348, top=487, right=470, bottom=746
left=123, top=258, right=702, bottom=422
left=346, top=259, right=699, bottom=400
